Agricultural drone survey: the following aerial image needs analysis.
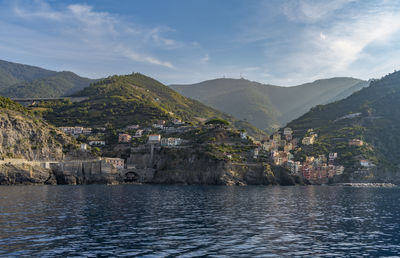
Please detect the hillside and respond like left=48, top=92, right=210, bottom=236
left=287, top=71, right=400, bottom=172
left=38, top=73, right=265, bottom=137
left=0, top=59, right=96, bottom=98
left=0, top=97, right=75, bottom=161
left=170, top=77, right=368, bottom=132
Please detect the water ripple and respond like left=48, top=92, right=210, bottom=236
left=0, top=185, right=400, bottom=256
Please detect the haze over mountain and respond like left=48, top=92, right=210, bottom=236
left=36, top=73, right=264, bottom=137
left=287, top=70, right=400, bottom=174
left=0, top=59, right=96, bottom=98
left=170, top=77, right=369, bottom=132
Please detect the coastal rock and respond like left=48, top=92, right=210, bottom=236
left=0, top=163, right=54, bottom=185
left=145, top=148, right=299, bottom=185
left=0, top=110, right=73, bottom=161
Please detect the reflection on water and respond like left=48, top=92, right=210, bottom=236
left=0, top=185, right=400, bottom=256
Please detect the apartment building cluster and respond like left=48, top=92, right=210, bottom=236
left=259, top=128, right=344, bottom=183
left=59, top=126, right=92, bottom=136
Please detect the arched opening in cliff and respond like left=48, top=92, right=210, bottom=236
left=124, top=171, right=140, bottom=182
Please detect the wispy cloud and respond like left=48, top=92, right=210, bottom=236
left=281, top=1, right=400, bottom=80
left=234, top=0, right=400, bottom=84
left=8, top=0, right=178, bottom=71
left=282, top=0, right=356, bottom=23
left=200, top=54, right=209, bottom=64
left=2, top=0, right=400, bottom=85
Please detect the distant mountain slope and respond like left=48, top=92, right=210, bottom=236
left=39, top=73, right=265, bottom=137
left=1, top=71, right=95, bottom=98
left=170, top=77, right=369, bottom=132
left=287, top=71, right=400, bottom=172
left=0, top=59, right=96, bottom=98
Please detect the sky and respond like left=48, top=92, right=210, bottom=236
left=1, top=0, right=400, bottom=85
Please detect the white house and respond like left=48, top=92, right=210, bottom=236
left=89, top=141, right=106, bottom=146
left=148, top=134, right=161, bottom=144
left=80, top=143, right=88, bottom=150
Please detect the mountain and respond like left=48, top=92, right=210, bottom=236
left=0, top=96, right=75, bottom=161
left=170, top=77, right=369, bottom=132
left=0, top=59, right=96, bottom=98
left=38, top=73, right=265, bottom=137
left=287, top=71, right=400, bottom=173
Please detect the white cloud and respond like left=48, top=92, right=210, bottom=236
left=240, top=0, right=400, bottom=85
left=10, top=0, right=177, bottom=69
left=200, top=54, right=209, bottom=63
left=307, top=7, right=400, bottom=74
left=282, top=0, right=356, bottom=23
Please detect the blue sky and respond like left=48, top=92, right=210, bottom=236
left=1, top=0, right=400, bottom=85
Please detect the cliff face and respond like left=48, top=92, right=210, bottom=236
left=0, top=160, right=121, bottom=185
left=0, top=147, right=303, bottom=186
left=0, top=163, right=55, bottom=185
left=130, top=147, right=303, bottom=186
left=0, top=110, right=73, bottom=161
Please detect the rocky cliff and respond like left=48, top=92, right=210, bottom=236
left=128, top=146, right=305, bottom=186
left=0, top=97, right=75, bottom=161
left=0, top=147, right=304, bottom=186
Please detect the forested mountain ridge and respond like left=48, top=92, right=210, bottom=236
left=0, top=59, right=96, bottom=98
left=170, top=77, right=369, bottom=132
left=287, top=71, right=400, bottom=171
left=38, top=73, right=265, bottom=137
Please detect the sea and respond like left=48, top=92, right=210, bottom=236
left=0, top=185, right=400, bottom=257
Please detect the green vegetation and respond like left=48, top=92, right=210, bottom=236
left=37, top=73, right=264, bottom=137
left=0, top=97, right=76, bottom=160
left=0, top=59, right=95, bottom=97
left=0, top=96, right=30, bottom=114
left=288, top=71, right=400, bottom=170
left=205, top=118, right=229, bottom=125
left=170, top=77, right=368, bottom=132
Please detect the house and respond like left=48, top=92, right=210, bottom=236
left=279, top=139, right=287, bottom=147
left=161, top=137, right=183, bottom=146
left=89, top=140, right=106, bottom=146
left=125, top=125, right=140, bottom=131
left=73, top=127, right=83, bottom=135
left=153, top=124, right=164, bottom=129
left=118, top=133, right=132, bottom=143
left=103, top=157, right=124, bottom=169
left=172, top=119, right=184, bottom=125
left=80, top=143, right=88, bottom=150
left=153, top=120, right=166, bottom=129
left=329, top=152, right=338, bottom=160
left=336, top=165, right=345, bottom=175
left=349, top=139, right=364, bottom=146
left=240, top=131, right=247, bottom=139
left=82, top=128, right=92, bottom=135
left=274, top=151, right=288, bottom=165
left=302, top=135, right=316, bottom=145
left=360, top=160, right=374, bottom=167
left=262, top=140, right=274, bottom=151
left=273, top=132, right=281, bottom=142
left=148, top=134, right=161, bottom=144
left=305, top=156, right=315, bottom=163
left=133, top=129, right=144, bottom=137
left=284, top=143, right=293, bottom=152
left=329, top=152, right=338, bottom=164
left=253, top=148, right=260, bottom=159
left=59, top=127, right=75, bottom=134
left=283, top=127, right=293, bottom=136
left=58, top=126, right=92, bottom=136
left=283, top=127, right=293, bottom=140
